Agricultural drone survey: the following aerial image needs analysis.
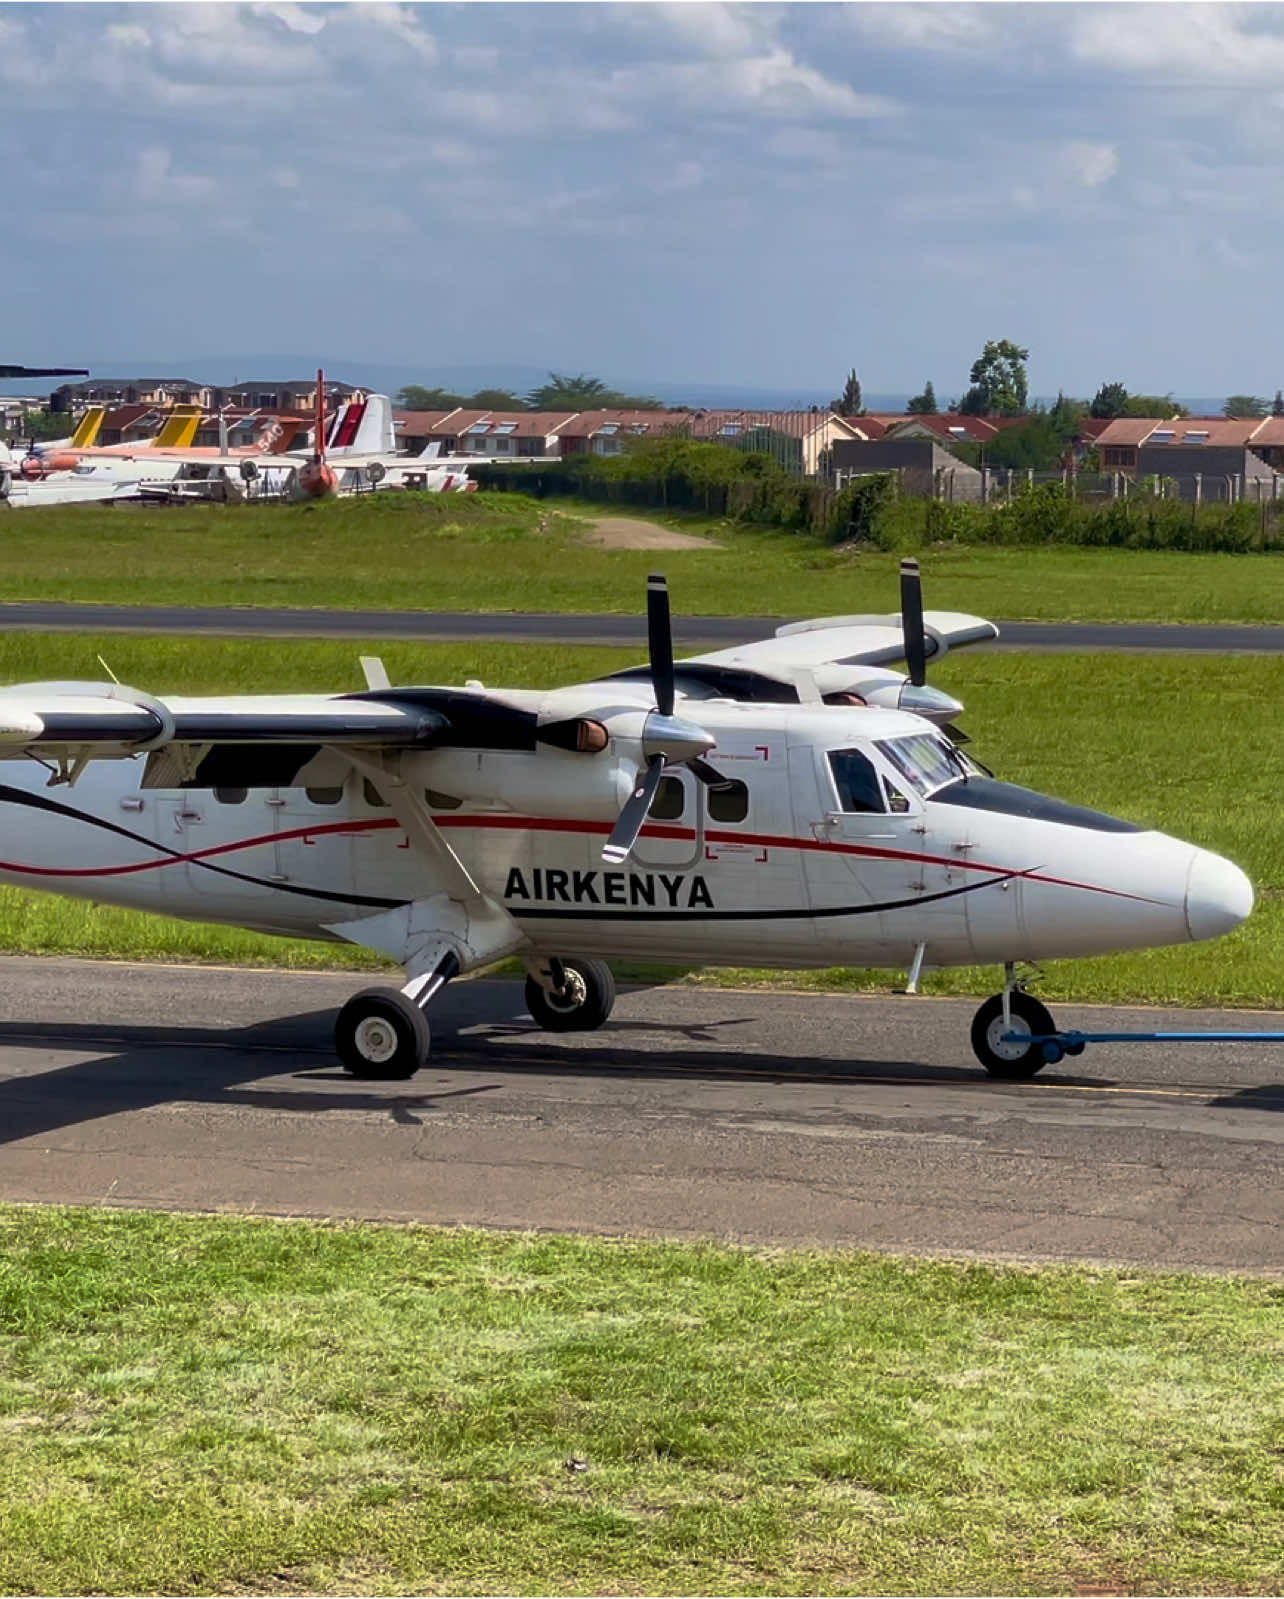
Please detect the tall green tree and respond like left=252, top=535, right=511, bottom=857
left=525, top=372, right=665, bottom=411
left=1273, top=390, right=1283, bottom=417
left=831, top=369, right=864, bottom=415
left=468, top=389, right=527, bottom=410
left=394, top=384, right=465, bottom=410
left=1090, top=381, right=1129, bottom=419
left=1223, top=394, right=1268, bottom=418
left=1120, top=393, right=1188, bottom=418
left=906, top=381, right=937, bottom=415
left=983, top=403, right=1082, bottom=471
left=958, top=339, right=1029, bottom=416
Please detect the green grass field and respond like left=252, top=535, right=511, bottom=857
left=0, top=1206, right=1280, bottom=1597
left=0, top=634, right=1276, bottom=1007
left=11, top=490, right=1284, bottom=620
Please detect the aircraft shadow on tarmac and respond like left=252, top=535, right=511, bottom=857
left=0, top=989, right=1119, bottom=1149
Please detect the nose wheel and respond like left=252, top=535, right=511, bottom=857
left=335, top=987, right=431, bottom=1080
left=970, top=990, right=1058, bottom=1079
left=525, top=958, right=616, bottom=1032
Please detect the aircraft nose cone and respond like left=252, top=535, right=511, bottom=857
left=1185, top=850, right=1254, bottom=942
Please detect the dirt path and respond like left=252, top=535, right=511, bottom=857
left=579, top=515, right=719, bottom=549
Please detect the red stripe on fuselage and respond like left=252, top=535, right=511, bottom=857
left=0, top=807, right=1164, bottom=906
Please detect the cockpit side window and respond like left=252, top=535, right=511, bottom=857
left=827, top=748, right=885, bottom=813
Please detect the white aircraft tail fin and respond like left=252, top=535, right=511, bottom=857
left=328, top=393, right=395, bottom=456
left=417, top=439, right=442, bottom=459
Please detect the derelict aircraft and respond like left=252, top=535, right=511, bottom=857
left=0, top=562, right=1252, bottom=1079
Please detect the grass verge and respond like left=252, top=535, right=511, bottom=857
left=1, top=1205, right=1281, bottom=1596
left=13, top=490, right=1284, bottom=621
left=0, top=635, right=1278, bottom=1007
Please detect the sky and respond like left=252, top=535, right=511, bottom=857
left=4, top=1, right=1284, bottom=401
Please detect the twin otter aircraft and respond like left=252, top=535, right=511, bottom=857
left=0, top=563, right=1253, bottom=1080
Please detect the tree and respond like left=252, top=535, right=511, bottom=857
left=1090, top=381, right=1129, bottom=419
left=1273, top=390, right=1283, bottom=417
left=1120, top=393, right=1188, bottom=418
left=906, top=381, right=937, bottom=415
left=1223, top=394, right=1268, bottom=418
left=395, top=384, right=464, bottom=410
left=525, top=372, right=665, bottom=411
left=831, top=368, right=863, bottom=415
left=526, top=373, right=610, bottom=410
left=983, top=402, right=1083, bottom=471
left=958, top=339, right=1029, bottom=416
left=467, top=389, right=527, bottom=410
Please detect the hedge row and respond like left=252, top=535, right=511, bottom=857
left=470, top=444, right=1284, bottom=554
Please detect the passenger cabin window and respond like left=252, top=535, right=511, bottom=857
left=828, top=749, right=885, bottom=813
left=648, top=775, right=685, bottom=820
left=363, top=778, right=388, bottom=808
left=426, top=789, right=462, bottom=810
left=306, top=785, right=344, bottom=806
left=707, top=779, right=749, bottom=823
left=214, top=787, right=247, bottom=805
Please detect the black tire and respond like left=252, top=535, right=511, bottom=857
left=525, top=959, right=616, bottom=1033
left=970, top=991, right=1057, bottom=1079
left=335, top=987, right=430, bottom=1080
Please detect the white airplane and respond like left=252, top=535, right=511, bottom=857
left=0, top=563, right=1252, bottom=1080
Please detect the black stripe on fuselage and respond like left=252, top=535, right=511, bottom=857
left=511, top=872, right=1020, bottom=921
left=0, top=783, right=407, bottom=910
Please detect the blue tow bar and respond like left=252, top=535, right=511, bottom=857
left=1001, top=1029, right=1284, bottom=1064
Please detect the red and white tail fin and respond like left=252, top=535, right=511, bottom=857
left=327, top=392, right=395, bottom=456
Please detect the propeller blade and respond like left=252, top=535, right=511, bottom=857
left=602, top=754, right=666, bottom=865
left=899, top=557, right=927, bottom=687
left=647, top=573, right=675, bottom=718
left=689, top=756, right=730, bottom=787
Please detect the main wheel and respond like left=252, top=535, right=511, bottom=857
left=525, top=959, right=616, bottom=1033
left=335, top=987, right=430, bottom=1080
left=970, top=991, right=1057, bottom=1079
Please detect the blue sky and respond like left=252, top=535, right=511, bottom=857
left=4, top=1, right=1284, bottom=401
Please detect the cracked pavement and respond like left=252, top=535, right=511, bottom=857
left=0, top=956, right=1280, bottom=1272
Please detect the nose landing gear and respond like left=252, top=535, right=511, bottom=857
left=524, top=957, right=616, bottom=1033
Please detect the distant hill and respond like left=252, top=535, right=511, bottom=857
left=0, top=355, right=1237, bottom=416
left=0, top=352, right=911, bottom=411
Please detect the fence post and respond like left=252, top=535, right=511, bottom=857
left=1194, top=473, right=1202, bottom=508
left=1026, top=467, right=1034, bottom=493
left=1110, top=473, right=1119, bottom=500
left=980, top=467, right=990, bottom=505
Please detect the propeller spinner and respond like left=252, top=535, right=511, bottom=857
left=601, top=575, right=720, bottom=865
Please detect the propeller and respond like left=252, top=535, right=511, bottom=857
left=898, top=557, right=971, bottom=739
left=900, top=557, right=927, bottom=687
left=601, top=573, right=721, bottom=865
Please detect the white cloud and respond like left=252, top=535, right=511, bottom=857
left=1060, top=140, right=1119, bottom=187
left=1070, top=4, right=1284, bottom=85
left=608, top=51, right=895, bottom=121
left=843, top=3, right=1000, bottom=54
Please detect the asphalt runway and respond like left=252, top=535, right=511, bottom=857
left=1, top=956, right=1280, bottom=1272
left=0, top=601, right=1282, bottom=652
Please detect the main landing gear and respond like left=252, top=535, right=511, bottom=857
left=334, top=951, right=459, bottom=1080
left=970, top=963, right=1078, bottom=1079
left=334, top=954, right=618, bottom=1079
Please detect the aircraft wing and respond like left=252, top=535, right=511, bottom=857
left=692, top=610, right=999, bottom=674
left=0, top=681, right=566, bottom=787
left=598, top=609, right=999, bottom=708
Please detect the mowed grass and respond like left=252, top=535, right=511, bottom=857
left=0, top=1206, right=1281, bottom=1597
left=13, top=490, right=1284, bottom=620
left=0, top=634, right=1278, bottom=1006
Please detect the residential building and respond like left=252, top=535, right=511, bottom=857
left=829, top=437, right=985, bottom=501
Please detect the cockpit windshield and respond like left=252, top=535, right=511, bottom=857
left=876, top=733, right=972, bottom=796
